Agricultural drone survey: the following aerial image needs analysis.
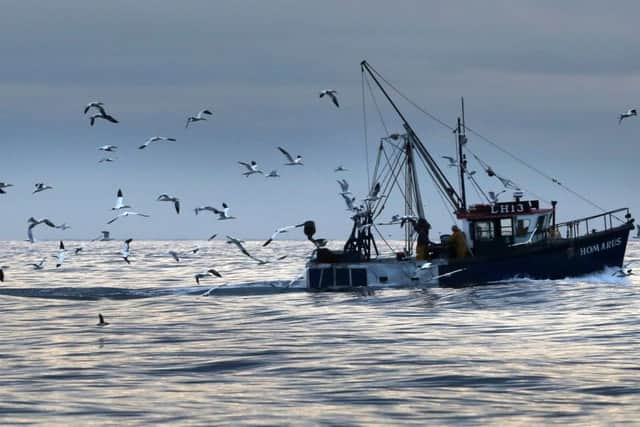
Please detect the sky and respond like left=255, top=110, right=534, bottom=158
left=0, top=0, right=639, bottom=242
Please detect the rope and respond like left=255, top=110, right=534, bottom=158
left=361, top=69, right=371, bottom=188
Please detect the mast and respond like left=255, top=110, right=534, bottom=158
left=459, top=97, right=468, bottom=212
left=360, top=60, right=464, bottom=213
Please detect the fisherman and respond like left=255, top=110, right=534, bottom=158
left=448, top=225, right=470, bottom=259
left=412, top=218, right=432, bottom=260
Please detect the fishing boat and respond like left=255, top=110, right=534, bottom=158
left=303, top=60, right=635, bottom=290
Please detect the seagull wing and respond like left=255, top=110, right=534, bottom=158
left=329, top=93, right=340, bottom=108
left=174, top=200, right=180, bottom=214
left=42, top=219, right=56, bottom=228
left=107, top=215, right=121, bottom=224
left=238, top=161, right=252, bottom=171
left=278, top=146, right=294, bottom=163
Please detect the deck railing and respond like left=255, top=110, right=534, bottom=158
left=548, top=208, right=632, bottom=240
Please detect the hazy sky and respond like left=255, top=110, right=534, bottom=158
left=1, top=1, right=638, bottom=242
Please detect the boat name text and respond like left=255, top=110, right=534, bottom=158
left=578, top=237, right=622, bottom=256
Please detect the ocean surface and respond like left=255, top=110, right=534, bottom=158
left=1, top=239, right=639, bottom=426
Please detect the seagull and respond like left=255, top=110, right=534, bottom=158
left=156, top=194, right=181, bottom=214
left=107, top=211, right=150, bottom=224
left=97, top=313, right=109, bottom=326
left=248, top=254, right=288, bottom=266
left=27, top=258, right=47, bottom=270
left=186, top=109, right=213, bottom=128
left=99, top=157, right=116, bottom=163
left=139, top=136, right=177, bottom=150
left=0, top=182, right=14, bottom=194
left=266, top=170, right=280, bottom=178
left=212, top=203, right=235, bottom=220
left=238, top=161, right=264, bottom=177
left=195, top=268, right=222, bottom=285
left=74, top=247, right=83, bottom=255
left=341, top=193, right=357, bottom=211
left=33, top=183, right=53, bottom=194
left=208, top=233, right=217, bottom=241
left=89, top=111, right=119, bottom=126
left=168, top=250, right=181, bottom=262
left=263, top=223, right=305, bottom=247
left=319, top=89, right=340, bottom=108
left=54, top=241, right=65, bottom=268
left=55, top=223, right=71, bottom=231
left=334, top=165, right=348, bottom=172
left=93, top=231, right=113, bottom=241
left=278, top=147, right=303, bottom=166
left=121, top=238, right=133, bottom=264
left=364, top=182, right=383, bottom=202
left=337, top=179, right=351, bottom=195
left=112, top=189, right=131, bottom=210
left=194, top=206, right=217, bottom=216
left=226, top=235, right=251, bottom=257
left=98, top=145, right=118, bottom=152
left=618, top=108, right=637, bottom=124
left=442, top=156, right=457, bottom=167
left=84, top=102, right=105, bottom=115
left=488, top=190, right=506, bottom=204
left=27, top=217, right=57, bottom=243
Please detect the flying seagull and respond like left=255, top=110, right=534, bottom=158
left=33, top=183, right=53, bottom=194
left=55, top=223, right=71, bottom=231
left=341, top=192, right=357, bottom=211
left=441, top=156, right=457, bottom=167
left=618, top=108, right=637, bottom=124
left=195, top=268, right=222, bottom=285
left=74, top=247, right=84, bottom=255
left=266, top=170, right=280, bottom=178
left=0, top=182, right=14, bottom=194
left=139, top=136, right=177, bottom=150
left=107, top=211, right=150, bottom=224
left=337, top=179, right=351, bottom=195
left=112, top=189, right=131, bottom=210
left=208, top=233, right=218, bottom=241
left=277, top=146, right=303, bottom=166
left=186, top=109, right=213, bottom=128
left=156, top=194, right=181, bottom=214
left=212, top=203, right=235, bottom=220
left=84, top=102, right=106, bottom=115
left=334, top=165, right=348, bottom=172
left=194, top=206, right=217, bottom=216
left=98, top=145, right=118, bottom=152
left=238, top=161, right=264, bottom=177
left=263, top=223, right=305, bottom=247
left=364, top=182, right=383, bottom=202
left=97, top=313, right=109, bottom=326
left=226, top=235, right=251, bottom=257
left=319, top=89, right=340, bottom=108
left=121, top=238, right=133, bottom=264
left=99, top=157, right=116, bottom=163
left=488, top=190, right=506, bottom=204
left=27, top=217, right=57, bottom=243
left=89, top=111, right=119, bottom=126
left=54, top=241, right=65, bottom=268
left=27, top=258, right=47, bottom=270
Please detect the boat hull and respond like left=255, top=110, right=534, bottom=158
left=305, top=223, right=633, bottom=290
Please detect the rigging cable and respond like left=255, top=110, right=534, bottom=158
left=361, top=69, right=371, bottom=188
left=367, top=63, right=608, bottom=213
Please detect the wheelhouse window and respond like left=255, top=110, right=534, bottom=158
left=474, top=221, right=495, bottom=241
left=500, top=218, right=513, bottom=237
left=516, top=219, right=530, bottom=236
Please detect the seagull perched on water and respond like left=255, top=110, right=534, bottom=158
left=266, top=170, right=280, bottom=178
left=441, top=156, right=457, bottom=167
left=139, top=136, right=177, bottom=150
left=27, top=217, right=57, bottom=243
left=278, top=146, right=303, bottom=166
left=0, top=182, right=14, bottom=194
left=195, top=268, right=222, bottom=285
left=54, top=241, right=65, bottom=268
left=107, top=211, right=150, bottom=224
left=112, top=189, right=131, bottom=210
left=156, top=194, right=181, bottom=214
left=263, top=223, right=305, bottom=247
left=97, top=313, right=109, bottom=326
left=238, top=161, right=264, bottom=177
left=334, top=165, right=348, bottom=172
left=121, top=238, right=133, bottom=264
left=98, top=145, right=118, bottom=152
left=618, top=108, right=637, bottom=124
left=33, top=183, right=53, bottom=194
left=319, top=89, right=340, bottom=108
left=27, top=258, right=47, bottom=270
left=185, top=109, right=213, bottom=128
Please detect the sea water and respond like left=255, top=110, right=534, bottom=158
left=1, top=239, right=639, bottom=426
